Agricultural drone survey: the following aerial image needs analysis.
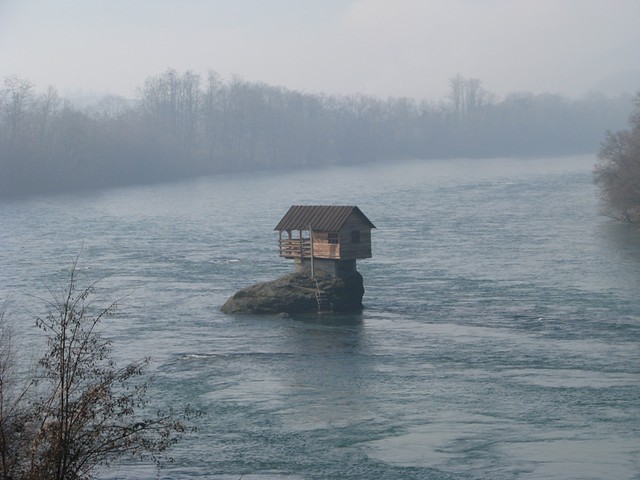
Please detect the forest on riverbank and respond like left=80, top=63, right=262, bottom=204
left=0, top=70, right=634, bottom=198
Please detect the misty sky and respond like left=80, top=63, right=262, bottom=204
left=1, top=0, right=639, bottom=100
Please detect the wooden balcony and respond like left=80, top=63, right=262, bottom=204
left=278, top=238, right=311, bottom=258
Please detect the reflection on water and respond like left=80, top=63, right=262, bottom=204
left=600, top=221, right=640, bottom=260
left=594, top=221, right=640, bottom=295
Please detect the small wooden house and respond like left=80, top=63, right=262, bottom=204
left=275, top=205, right=375, bottom=277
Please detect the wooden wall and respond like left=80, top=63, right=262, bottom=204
left=339, top=213, right=372, bottom=259
left=310, top=213, right=372, bottom=260
left=310, top=231, right=340, bottom=259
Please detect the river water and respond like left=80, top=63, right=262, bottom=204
left=1, top=156, right=639, bottom=479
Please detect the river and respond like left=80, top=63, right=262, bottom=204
left=1, top=155, right=639, bottom=479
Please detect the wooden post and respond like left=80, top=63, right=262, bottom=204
left=309, top=225, right=314, bottom=278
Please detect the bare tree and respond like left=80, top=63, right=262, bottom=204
left=464, top=77, right=483, bottom=116
left=449, top=74, right=466, bottom=122
left=0, top=259, right=194, bottom=480
left=0, top=76, right=34, bottom=147
left=594, top=94, right=640, bottom=223
left=0, top=304, right=34, bottom=479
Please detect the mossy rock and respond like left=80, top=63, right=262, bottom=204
left=221, top=271, right=364, bottom=314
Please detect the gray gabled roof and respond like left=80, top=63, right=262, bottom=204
left=274, top=205, right=376, bottom=232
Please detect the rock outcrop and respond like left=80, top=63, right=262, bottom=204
left=221, top=270, right=365, bottom=314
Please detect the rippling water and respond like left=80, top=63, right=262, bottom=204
left=1, top=156, right=639, bottom=479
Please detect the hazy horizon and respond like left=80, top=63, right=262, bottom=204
left=1, top=0, right=639, bottom=101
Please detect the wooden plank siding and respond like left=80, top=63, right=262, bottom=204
left=276, top=206, right=374, bottom=261
left=310, top=231, right=340, bottom=259
left=338, top=214, right=372, bottom=259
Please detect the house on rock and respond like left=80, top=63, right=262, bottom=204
left=220, top=205, right=376, bottom=314
left=275, top=205, right=375, bottom=277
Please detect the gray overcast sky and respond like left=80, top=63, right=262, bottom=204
left=0, top=0, right=638, bottom=100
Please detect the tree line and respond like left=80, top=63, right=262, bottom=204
left=0, top=70, right=634, bottom=198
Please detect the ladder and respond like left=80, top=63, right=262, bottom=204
left=314, top=279, right=332, bottom=313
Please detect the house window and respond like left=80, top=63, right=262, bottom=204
left=351, top=230, right=360, bottom=243
left=328, top=232, right=339, bottom=244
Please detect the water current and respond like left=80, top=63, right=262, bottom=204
left=1, top=156, right=639, bottom=479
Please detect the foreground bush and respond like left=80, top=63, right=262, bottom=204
left=0, top=258, right=193, bottom=480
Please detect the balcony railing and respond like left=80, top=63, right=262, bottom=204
left=278, top=238, right=311, bottom=258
